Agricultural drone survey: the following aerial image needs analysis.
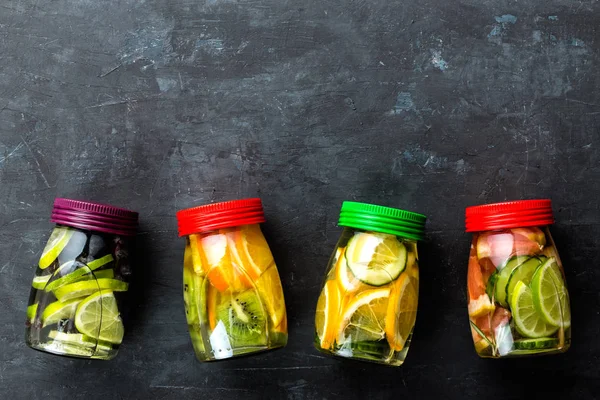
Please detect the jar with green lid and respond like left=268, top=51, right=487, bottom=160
left=313, top=201, right=426, bottom=366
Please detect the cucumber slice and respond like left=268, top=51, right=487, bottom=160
left=344, top=232, right=407, bottom=286
left=506, top=257, right=543, bottom=304
left=513, top=337, right=559, bottom=350
left=494, top=256, right=529, bottom=307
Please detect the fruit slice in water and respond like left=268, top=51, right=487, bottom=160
left=42, top=298, right=83, bottom=327
left=315, top=280, right=341, bottom=349
left=468, top=255, right=495, bottom=317
left=345, top=232, right=406, bottom=286
left=27, top=303, right=38, bottom=323
left=183, top=246, right=203, bottom=326
left=226, top=225, right=275, bottom=281
left=385, top=273, right=418, bottom=351
left=215, top=289, right=267, bottom=347
left=510, top=281, right=558, bottom=338
left=75, top=290, right=124, bottom=344
left=32, top=275, right=52, bottom=290
left=513, top=337, right=558, bottom=350
left=189, top=234, right=207, bottom=276
left=494, top=256, right=528, bottom=307
left=506, top=257, right=543, bottom=304
left=255, top=266, right=286, bottom=328
left=54, top=278, right=128, bottom=302
left=39, top=227, right=74, bottom=269
left=511, top=227, right=546, bottom=247
left=48, top=331, right=95, bottom=348
left=531, top=258, right=570, bottom=328
left=336, top=249, right=364, bottom=295
left=337, top=287, right=390, bottom=344
left=201, top=234, right=251, bottom=292
left=45, top=255, right=115, bottom=292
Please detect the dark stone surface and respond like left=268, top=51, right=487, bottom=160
left=1, top=0, right=599, bottom=398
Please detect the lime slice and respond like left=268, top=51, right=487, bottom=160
left=53, top=278, right=128, bottom=302
left=92, top=269, right=115, bottom=279
left=32, top=275, right=52, bottom=290
left=531, top=258, right=571, bottom=328
left=48, top=331, right=96, bottom=348
left=39, top=227, right=74, bottom=269
left=345, top=232, right=407, bottom=286
left=75, top=291, right=124, bottom=344
left=506, top=257, right=543, bottom=304
left=40, top=341, right=94, bottom=357
left=510, top=281, right=558, bottom=338
left=494, top=256, right=528, bottom=307
left=42, top=298, right=83, bottom=327
left=513, top=337, right=558, bottom=350
left=27, top=303, right=38, bottom=323
left=45, top=255, right=115, bottom=292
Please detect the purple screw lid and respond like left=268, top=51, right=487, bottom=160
left=50, top=198, right=139, bottom=236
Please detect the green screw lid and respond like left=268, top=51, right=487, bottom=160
left=338, top=201, right=426, bottom=241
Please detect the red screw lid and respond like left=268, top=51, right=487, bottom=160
left=176, top=198, right=266, bottom=236
left=465, top=199, right=554, bottom=232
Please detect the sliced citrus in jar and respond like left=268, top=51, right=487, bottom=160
left=510, top=281, right=558, bottom=338
left=255, top=266, right=286, bottom=328
left=75, top=290, right=124, bottom=344
left=531, top=258, right=571, bottom=328
left=39, top=227, right=74, bottom=269
left=27, top=303, right=38, bottom=323
left=54, top=278, right=128, bottom=302
left=226, top=225, right=274, bottom=280
left=385, top=274, right=418, bottom=351
left=336, top=287, right=390, bottom=344
left=315, top=280, right=341, bottom=349
left=335, top=247, right=364, bottom=294
left=201, top=233, right=251, bottom=292
left=345, top=232, right=406, bottom=286
left=42, top=298, right=83, bottom=327
left=188, top=234, right=208, bottom=276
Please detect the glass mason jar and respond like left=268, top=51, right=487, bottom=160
left=313, top=202, right=426, bottom=366
left=25, top=198, right=138, bottom=360
left=176, top=198, right=288, bottom=361
left=465, top=199, right=571, bottom=357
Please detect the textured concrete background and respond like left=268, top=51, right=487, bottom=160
left=0, top=0, right=599, bottom=398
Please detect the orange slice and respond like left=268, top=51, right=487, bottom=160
left=255, top=266, right=286, bottom=328
left=385, top=274, right=418, bottom=351
left=336, top=287, right=389, bottom=345
left=226, top=225, right=274, bottom=280
left=188, top=234, right=208, bottom=276
left=200, top=234, right=251, bottom=292
left=315, top=280, right=341, bottom=349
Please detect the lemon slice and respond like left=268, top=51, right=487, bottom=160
left=32, top=275, right=52, bottom=290
left=335, top=247, right=364, bottom=294
left=531, top=258, right=571, bottom=328
left=510, top=281, right=558, bottom=338
left=255, top=266, right=286, bottom=328
left=45, top=255, right=115, bottom=292
left=336, top=287, right=390, bottom=344
left=42, top=298, right=83, bottom=327
left=27, top=303, right=38, bottom=323
left=54, top=278, right=128, bottom=302
left=315, top=280, right=341, bottom=349
left=385, top=274, right=419, bottom=351
left=39, top=227, right=74, bottom=269
left=345, top=232, right=407, bottom=286
left=75, top=290, right=124, bottom=344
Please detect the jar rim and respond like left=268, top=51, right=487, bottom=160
left=176, top=198, right=265, bottom=236
left=465, top=199, right=554, bottom=232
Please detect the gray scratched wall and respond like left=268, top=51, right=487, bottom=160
left=0, top=0, right=599, bottom=399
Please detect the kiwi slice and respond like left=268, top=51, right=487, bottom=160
left=216, top=289, right=267, bottom=347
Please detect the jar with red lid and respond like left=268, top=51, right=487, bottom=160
left=25, top=198, right=138, bottom=359
left=176, top=198, right=287, bottom=361
left=465, top=199, right=571, bottom=357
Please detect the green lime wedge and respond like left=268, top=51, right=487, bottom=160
left=75, top=290, right=124, bottom=344
left=506, top=257, right=542, bottom=304
left=27, top=303, right=38, bottom=323
left=531, top=258, right=571, bottom=328
left=45, top=255, right=115, bottom=292
left=42, top=298, right=82, bottom=327
left=32, top=275, right=52, bottom=290
left=53, top=278, right=128, bottom=302
left=39, top=227, right=74, bottom=269
left=92, top=269, right=115, bottom=279
left=510, top=281, right=558, bottom=338
left=513, top=337, right=559, bottom=350
left=48, top=331, right=96, bottom=348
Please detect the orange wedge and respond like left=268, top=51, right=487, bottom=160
left=255, top=266, right=286, bottom=328
left=315, top=280, right=341, bottom=349
left=385, top=274, right=418, bottom=351
left=200, top=233, right=251, bottom=292
left=226, top=225, right=274, bottom=280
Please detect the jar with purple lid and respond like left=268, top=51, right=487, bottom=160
left=25, top=198, right=138, bottom=359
